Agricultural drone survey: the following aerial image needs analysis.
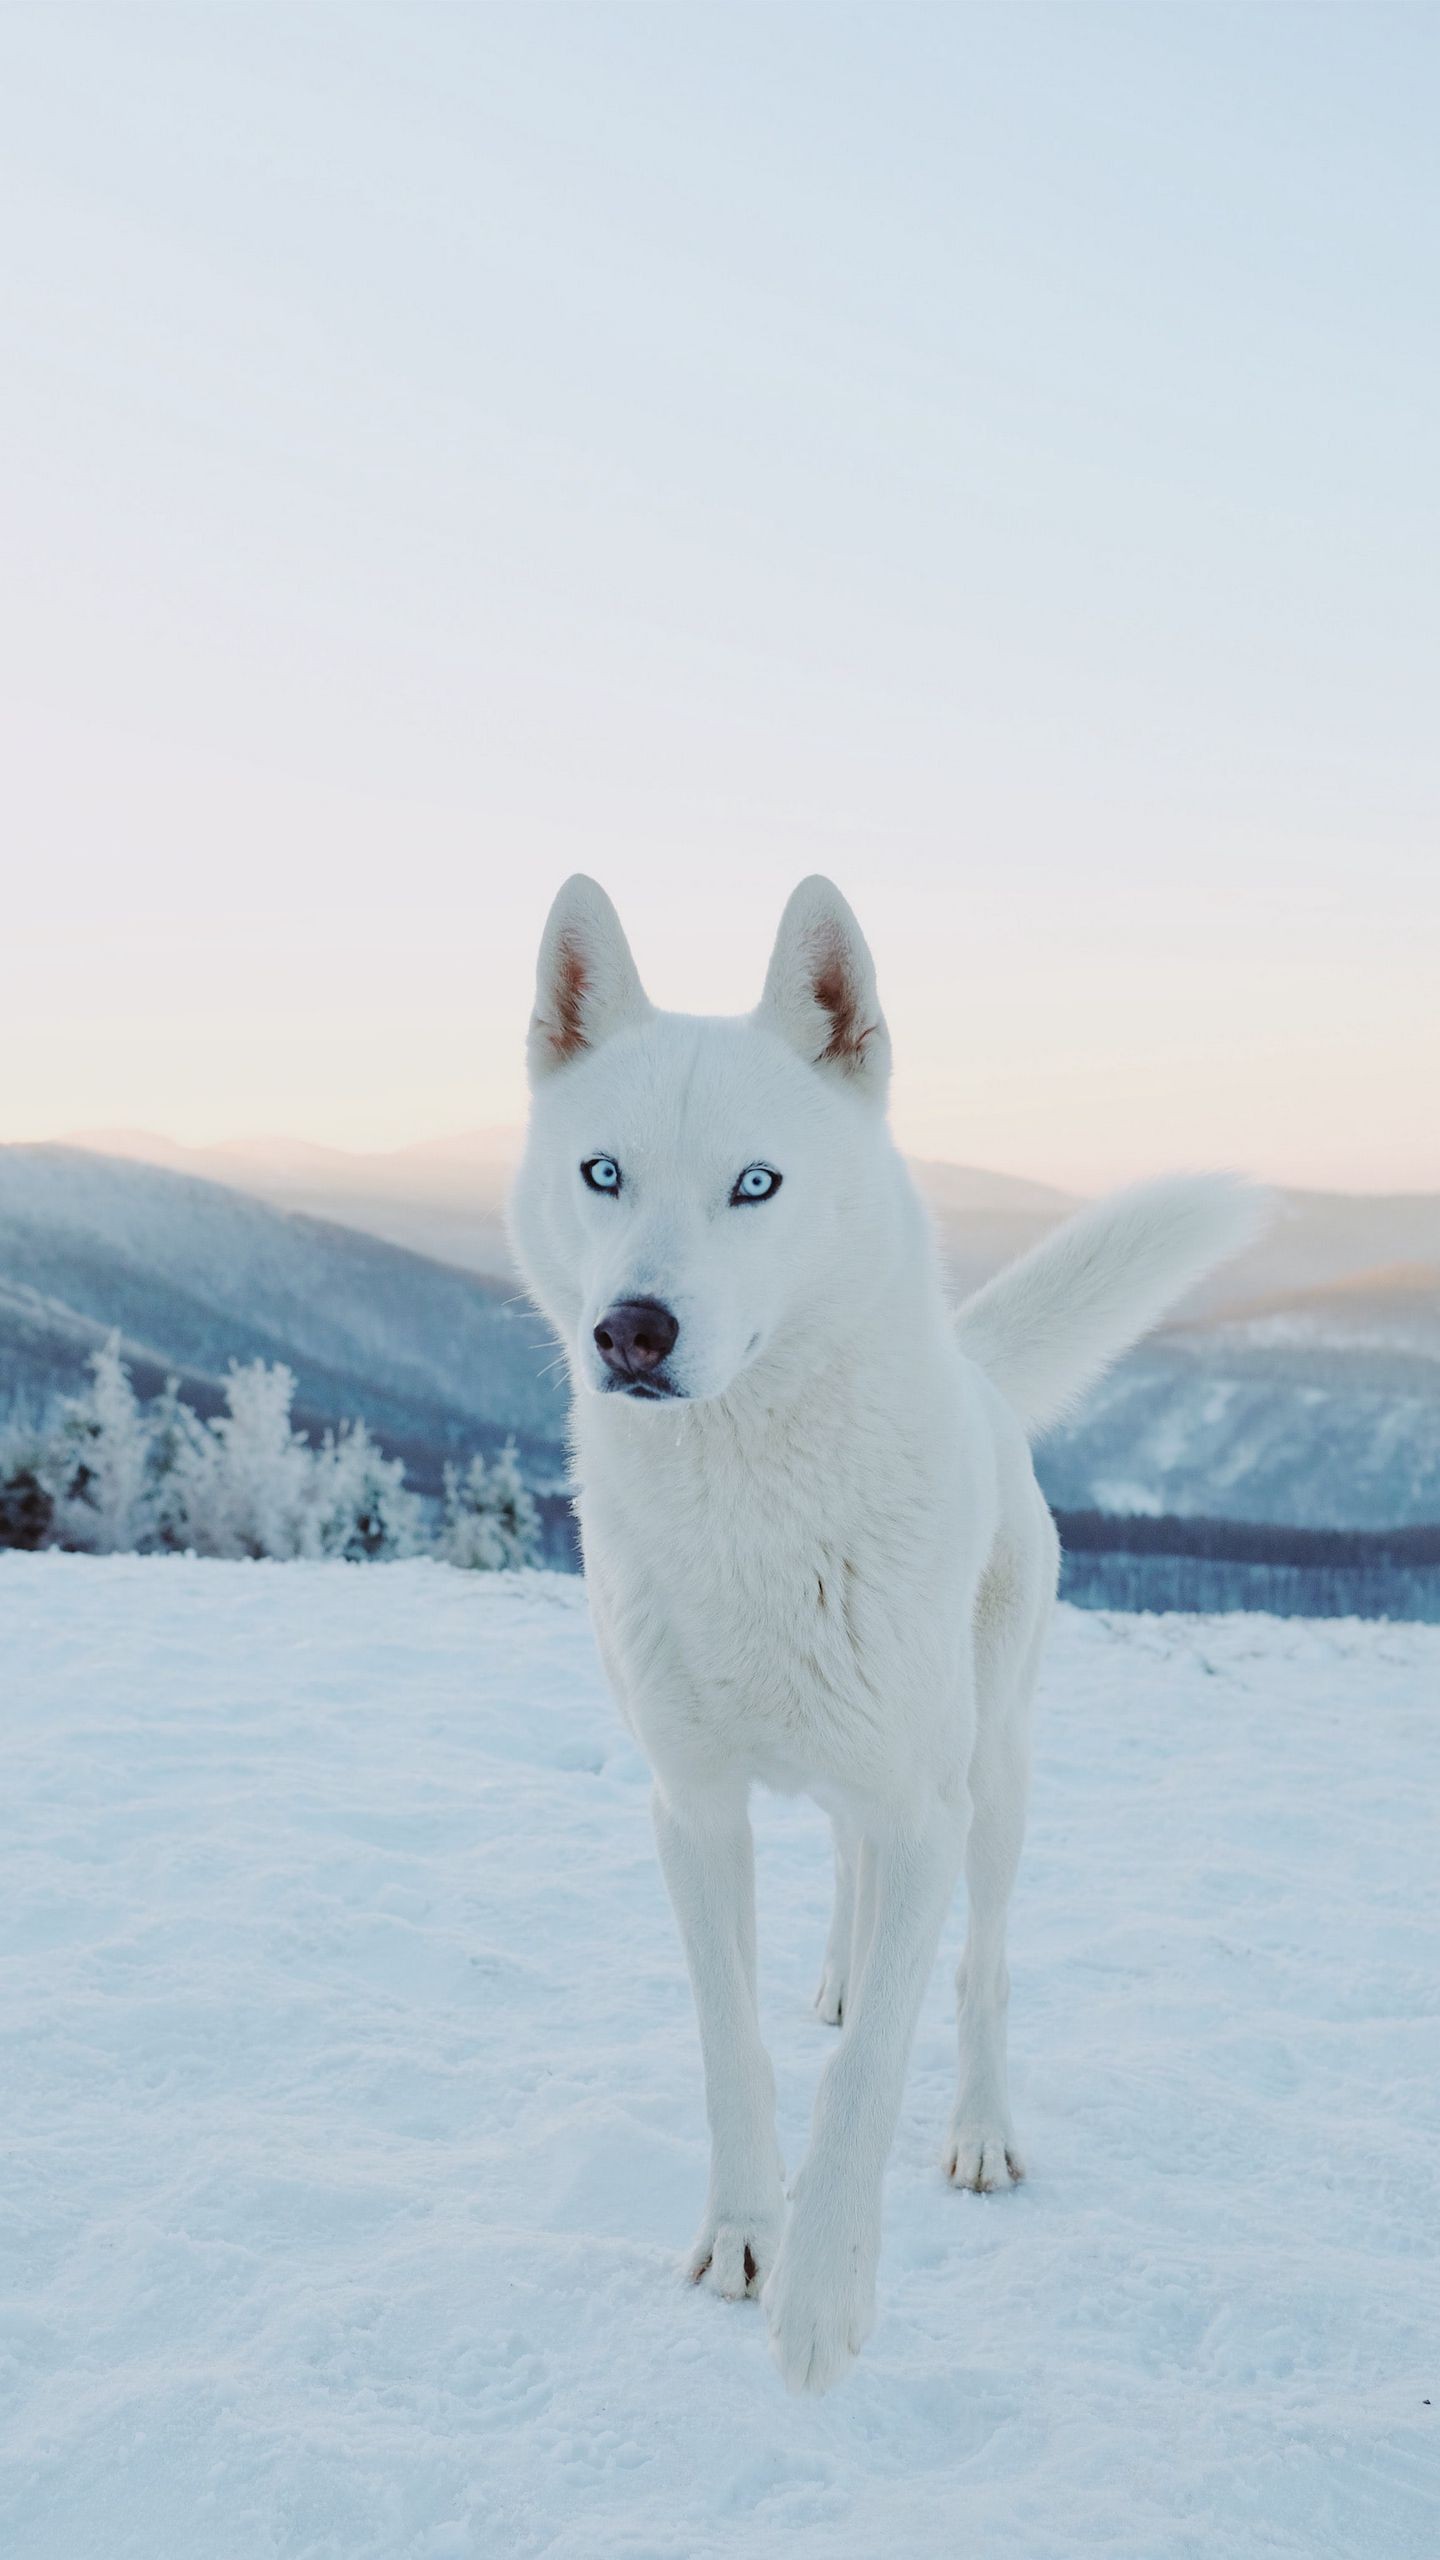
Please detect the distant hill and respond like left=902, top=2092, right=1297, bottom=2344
left=60, top=1126, right=521, bottom=1277
left=1183, top=1263, right=1440, bottom=1360
left=0, top=1147, right=567, bottom=1488
left=8, top=1137, right=1438, bottom=1531
left=68, top=1127, right=1094, bottom=1285
left=60, top=1128, right=1440, bottom=1320
left=1037, top=1331, right=1440, bottom=1530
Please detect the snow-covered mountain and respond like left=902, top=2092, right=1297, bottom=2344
left=1037, top=1333, right=1440, bottom=1530
left=0, top=1147, right=566, bottom=1484
left=1029, top=1251, right=1438, bottom=1531
left=6, top=1140, right=1438, bottom=1528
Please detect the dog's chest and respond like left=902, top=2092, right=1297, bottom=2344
left=577, top=1387, right=971, bottom=1793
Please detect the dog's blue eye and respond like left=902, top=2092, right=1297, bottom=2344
left=581, top=1156, right=622, bottom=1194
left=731, top=1164, right=781, bottom=1205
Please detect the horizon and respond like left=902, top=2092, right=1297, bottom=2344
left=3, top=5, right=1437, bottom=1192
left=13, top=1119, right=1440, bottom=1207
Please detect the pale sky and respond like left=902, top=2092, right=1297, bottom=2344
left=2, top=3, right=1436, bottom=1192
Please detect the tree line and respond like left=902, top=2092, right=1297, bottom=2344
left=1055, top=1510, right=1440, bottom=1623
left=0, top=1339, right=543, bottom=1568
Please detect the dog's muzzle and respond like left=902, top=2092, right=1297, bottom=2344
left=593, top=1298, right=681, bottom=1398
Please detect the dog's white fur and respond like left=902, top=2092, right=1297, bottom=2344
left=509, top=875, right=1261, bottom=2394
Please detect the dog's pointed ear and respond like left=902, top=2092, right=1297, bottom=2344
left=756, top=877, right=890, bottom=1100
left=528, top=876, right=652, bottom=1081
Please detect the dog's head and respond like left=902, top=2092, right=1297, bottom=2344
left=508, top=875, right=894, bottom=1406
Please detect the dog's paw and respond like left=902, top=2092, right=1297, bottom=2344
left=685, top=2205, right=782, bottom=2301
left=762, top=2216, right=876, bottom=2394
left=812, top=1962, right=846, bottom=2027
left=943, top=2119, right=1024, bottom=2193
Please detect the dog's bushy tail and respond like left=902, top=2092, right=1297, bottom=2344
left=954, top=1174, right=1267, bottom=1437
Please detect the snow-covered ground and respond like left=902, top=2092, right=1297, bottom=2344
left=3, top=1558, right=1437, bottom=2560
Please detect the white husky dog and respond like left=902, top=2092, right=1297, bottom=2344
left=509, top=874, right=1259, bottom=2395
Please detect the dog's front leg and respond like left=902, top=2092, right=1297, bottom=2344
left=765, top=1803, right=963, bottom=2392
left=652, top=1783, right=785, bottom=2300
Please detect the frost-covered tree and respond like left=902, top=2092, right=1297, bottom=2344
left=438, top=1454, right=508, bottom=1570
left=310, top=1420, right=422, bottom=1561
left=50, top=1336, right=154, bottom=1554
left=487, top=1438, right=543, bottom=1569
left=439, top=1440, right=542, bottom=1570
left=146, top=1376, right=215, bottom=1553
left=178, top=1361, right=318, bottom=1560
left=0, top=1344, right=547, bottom=1570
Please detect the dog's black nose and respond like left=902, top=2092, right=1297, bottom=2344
left=593, top=1298, right=679, bottom=1382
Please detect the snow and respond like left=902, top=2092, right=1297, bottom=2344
left=3, top=1558, right=1438, bottom=2560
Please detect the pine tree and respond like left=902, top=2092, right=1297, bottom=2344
left=51, top=1335, right=153, bottom=1554
left=438, top=1441, right=542, bottom=1570
left=310, top=1420, right=422, bottom=1561
left=487, top=1438, right=543, bottom=1569
left=146, top=1376, right=214, bottom=1553
left=438, top=1454, right=509, bottom=1569
left=187, top=1361, right=317, bottom=1560
left=0, top=1414, right=55, bottom=1551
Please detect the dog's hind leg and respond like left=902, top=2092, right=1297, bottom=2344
left=813, top=1816, right=860, bottom=2025
left=946, top=1699, right=1029, bottom=2190
left=945, top=1523, right=1055, bottom=2192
